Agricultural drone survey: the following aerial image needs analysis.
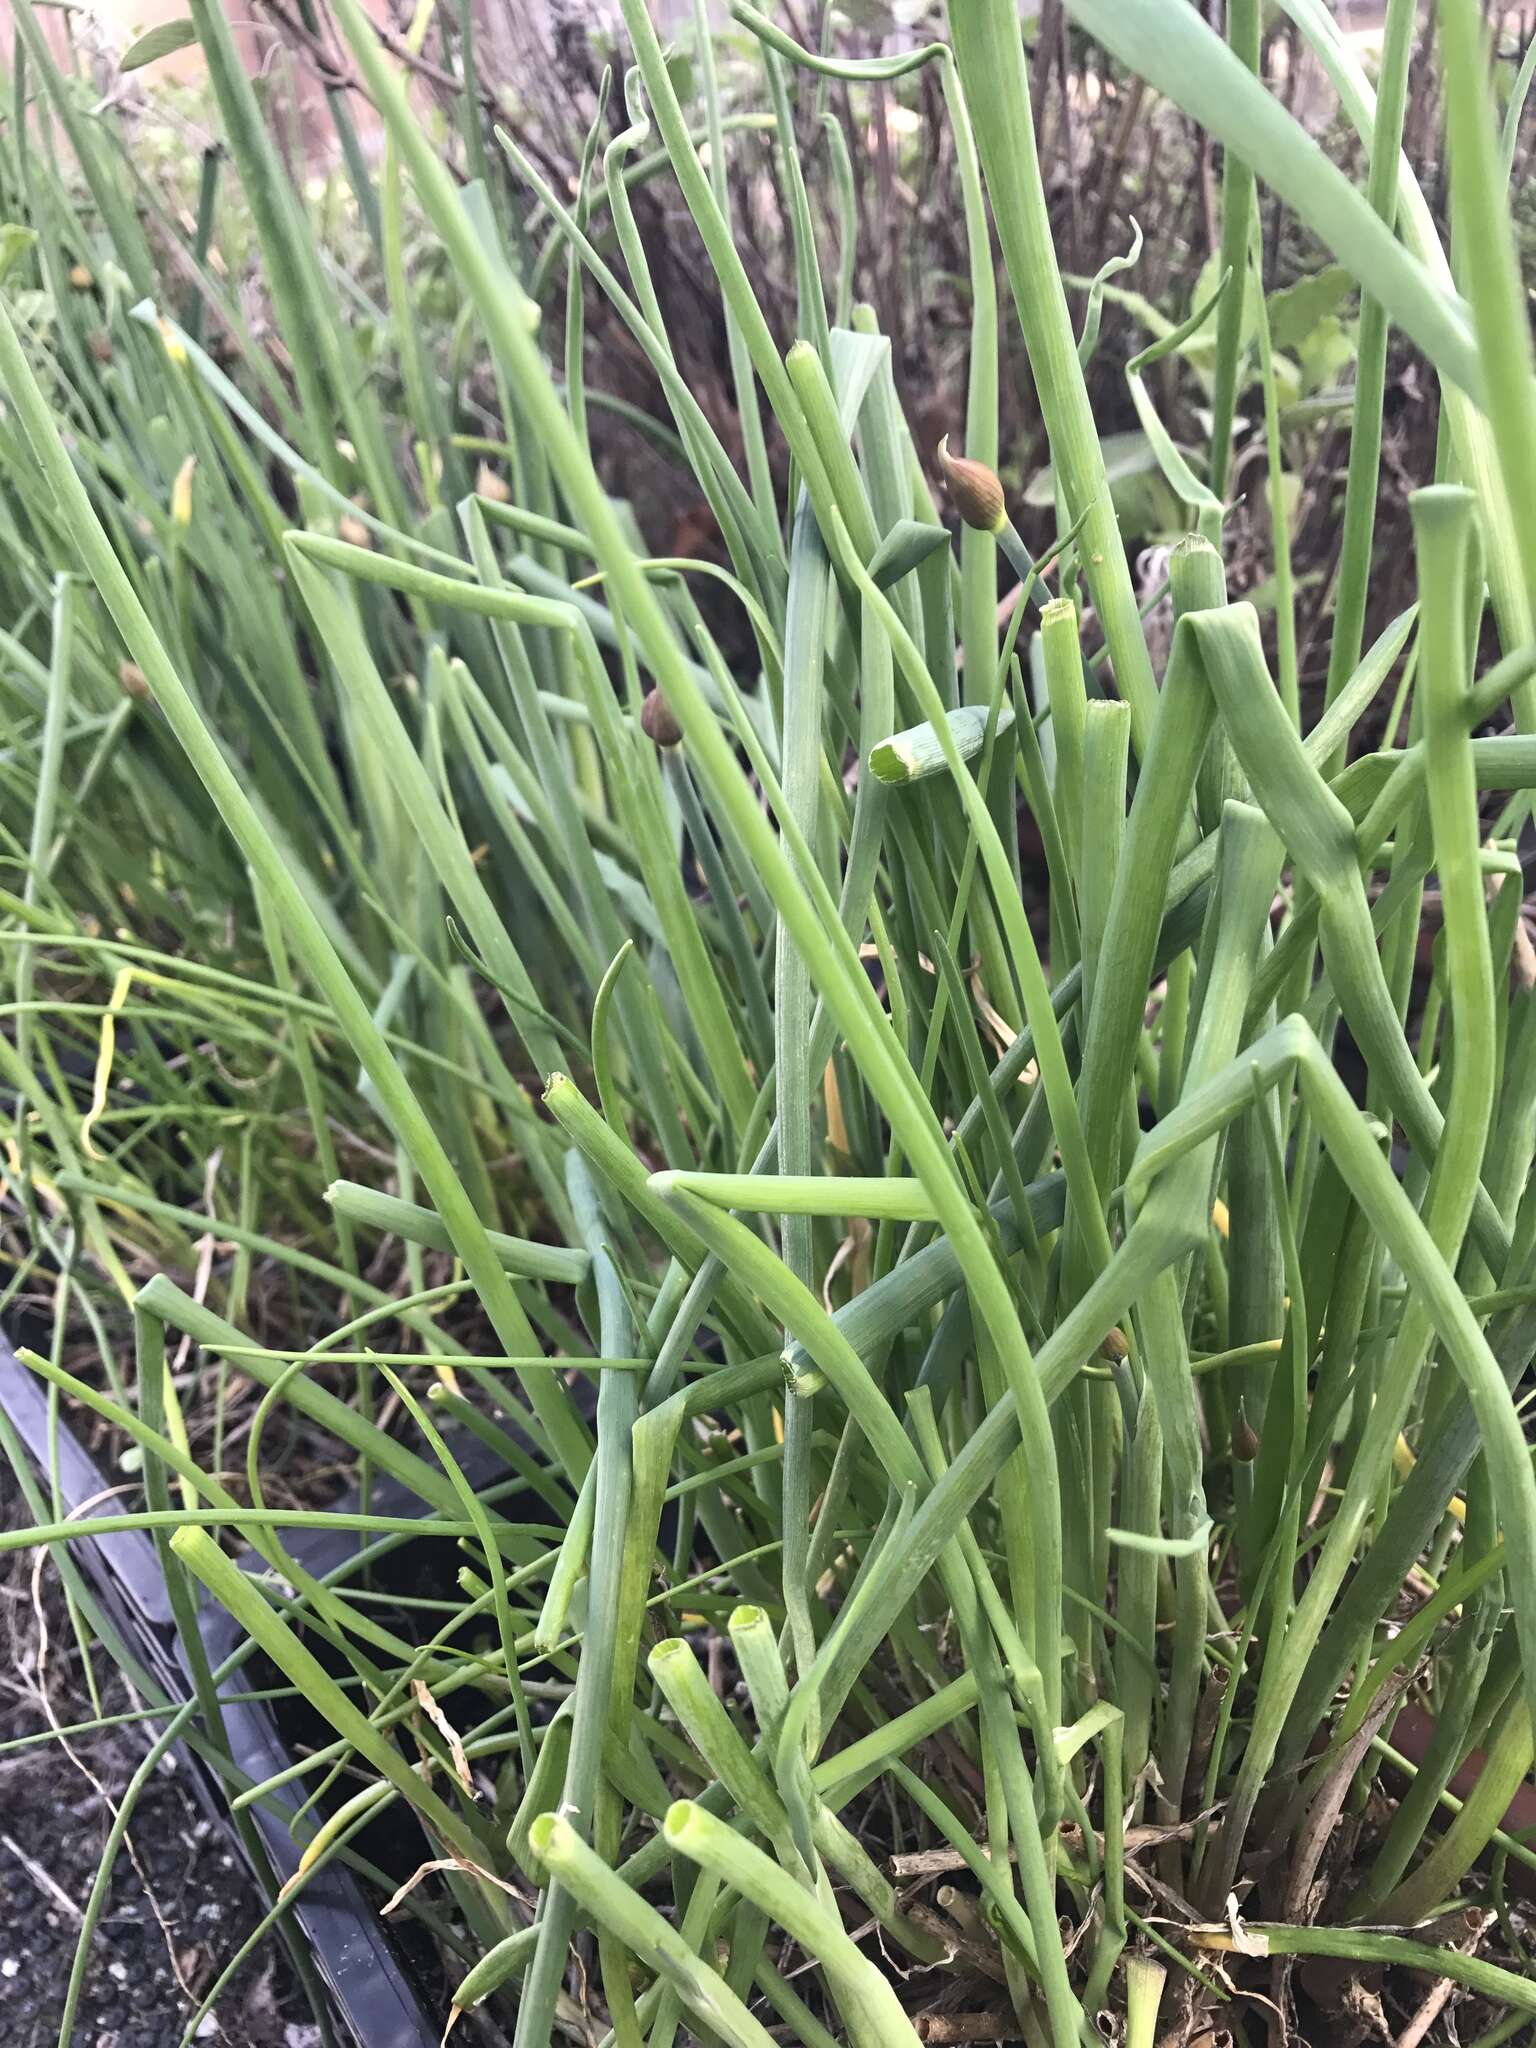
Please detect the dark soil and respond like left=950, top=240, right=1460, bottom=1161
left=0, top=1488, right=309, bottom=2048
left=0, top=1758, right=306, bottom=2048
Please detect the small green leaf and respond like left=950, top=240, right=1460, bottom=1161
left=120, top=19, right=197, bottom=70
left=0, top=224, right=36, bottom=284
left=1025, top=427, right=1160, bottom=507
left=1295, top=313, right=1356, bottom=395
left=1265, top=264, right=1355, bottom=351
left=1026, top=427, right=1188, bottom=540
left=868, top=518, right=951, bottom=590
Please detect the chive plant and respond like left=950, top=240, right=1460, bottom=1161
left=2, top=1, right=1536, bottom=2044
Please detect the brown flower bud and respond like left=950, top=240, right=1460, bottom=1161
left=937, top=435, right=1006, bottom=533
left=338, top=514, right=372, bottom=550
left=1099, top=1326, right=1129, bottom=1363
left=68, top=263, right=94, bottom=291
left=1231, top=1405, right=1260, bottom=1464
left=117, top=661, right=150, bottom=699
left=88, top=330, right=113, bottom=364
left=641, top=688, right=682, bottom=748
left=475, top=461, right=510, bottom=503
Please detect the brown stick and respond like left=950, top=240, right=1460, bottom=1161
left=1266, top=1673, right=1415, bottom=2042
left=890, top=1812, right=1217, bottom=1881
left=1392, top=1911, right=1490, bottom=2048
left=915, top=2014, right=1022, bottom=2043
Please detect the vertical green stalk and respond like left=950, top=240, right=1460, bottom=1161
left=693, top=0, right=776, bottom=525
left=1071, top=624, right=1214, bottom=1263
left=13, top=572, right=72, bottom=1221
left=1437, top=0, right=1536, bottom=661
left=946, top=54, right=1003, bottom=710
left=762, top=48, right=831, bottom=365
left=1319, top=0, right=1415, bottom=765
left=1207, top=0, right=1258, bottom=500
left=516, top=1154, right=640, bottom=2048
left=776, top=492, right=832, bottom=1679
left=948, top=0, right=1157, bottom=755
left=1040, top=599, right=1087, bottom=876
left=1077, top=700, right=1128, bottom=1026
left=1249, top=238, right=1297, bottom=724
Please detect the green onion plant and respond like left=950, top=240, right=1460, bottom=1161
left=2, top=1, right=1536, bottom=2043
